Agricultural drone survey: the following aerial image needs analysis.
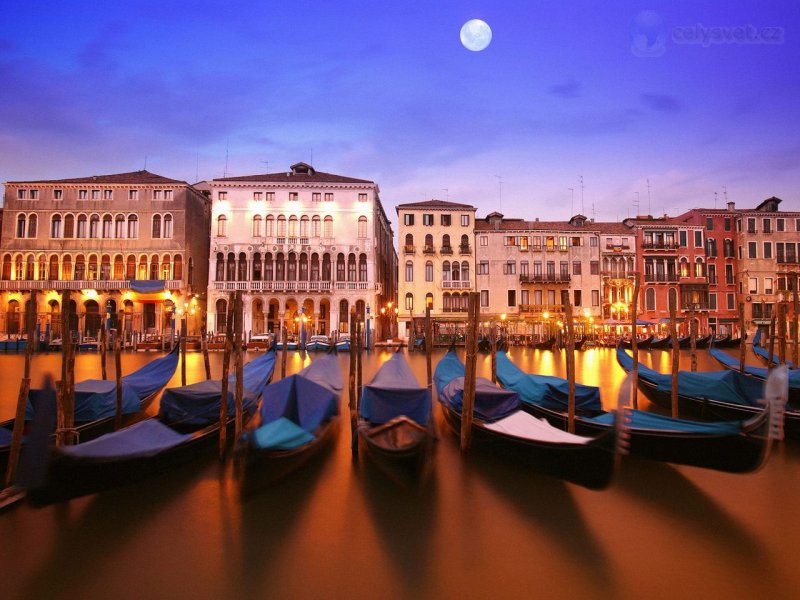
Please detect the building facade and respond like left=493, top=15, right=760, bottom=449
left=1, top=170, right=210, bottom=339
left=204, top=162, right=396, bottom=341
left=395, top=199, right=476, bottom=340
left=474, top=213, right=603, bottom=341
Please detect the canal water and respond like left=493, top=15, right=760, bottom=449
left=1, top=346, right=798, bottom=599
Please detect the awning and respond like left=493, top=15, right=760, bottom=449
left=129, top=280, right=165, bottom=293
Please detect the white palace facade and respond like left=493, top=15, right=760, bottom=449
left=204, top=163, right=397, bottom=340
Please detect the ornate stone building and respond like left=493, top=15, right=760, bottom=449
left=0, top=170, right=210, bottom=339
left=203, top=163, right=396, bottom=342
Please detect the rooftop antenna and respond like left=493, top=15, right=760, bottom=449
left=714, top=191, right=718, bottom=209
left=143, top=155, right=147, bottom=171
left=723, top=185, right=728, bottom=203
left=568, top=187, right=574, bottom=215
left=634, top=191, right=640, bottom=215
left=224, top=140, right=229, bottom=178
left=442, top=188, right=449, bottom=200
left=260, top=160, right=270, bottom=173
left=495, top=175, right=503, bottom=211
left=580, top=175, right=585, bottom=214
left=591, top=203, right=596, bottom=222
left=646, top=178, right=652, bottom=214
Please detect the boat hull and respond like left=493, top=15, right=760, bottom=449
left=358, top=416, right=434, bottom=486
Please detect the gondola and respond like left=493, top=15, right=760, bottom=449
left=619, top=335, right=654, bottom=350
left=574, top=337, right=587, bottom=351
left=434, top=350, right=621, bottom=489
left=237, top=353, right=341, bottom=492
left=26, top=350, right=276, bottom=505
left=712, top=335, right=742, bottom=349
left=679, top=334, right=712, bottom=349
left=304, top=335, right=331, bottom=352
left=497, top=351, right=781, bottom=473
left=751, top=328, right=795, bottom=368
left=0, top=345, right=181, bottom=475
left=649, top=335, right=672, bottom=349
left=617, top=347, right=797, bottom=439
left=335, top=335, right=351, bottom=352
left=357, top=351, right=434, bottom=485
left=532, top=337, right=556, bottom=351
left=709, top=347, right=800, bottom=429
left=477, top=335, right=491, bottom=353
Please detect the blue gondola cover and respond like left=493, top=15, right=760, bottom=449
left=360, top=353, right=431, bottom=426
left=60, top=419, right=193, bottom=459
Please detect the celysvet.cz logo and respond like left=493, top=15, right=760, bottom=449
left=630, top=11, right=784, bottom=57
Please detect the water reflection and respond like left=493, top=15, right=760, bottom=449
left=1, top=345, right=798, bottom=598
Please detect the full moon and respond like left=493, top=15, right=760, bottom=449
left=460, top=19, right=492, bottom=51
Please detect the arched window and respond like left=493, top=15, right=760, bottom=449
left=452, top=261, right=461, bottom=281
left=74, top=254, right=86, bottom=280
left=62, top=255, right=73, bottom=280
left=138, top=255, right=148, bottom=279
left=149, top=254, right=159, bottom=280
left=694, top=258, right=704, bottom=278
left=442, top=234, right=451, bottom=249
left=1, top=254, right=11, bottom=280
left=115, top=214, right=125, bottom=238
left=252, top=253, right=262, bottom=281
left=424, top=234, right=433, bottom=249
left=264, top=253, right=273, bottom=281
left=358, top=254, right=367, bottom=281
left=405, top=292, right=414, bottom=311
left=102, top=214, right=112, bottom=238
left=311, top=215, right=321, bottom=237
left=645, top=288, right=656, bottom=311
left=339, top=299, right=349, bottom=331
left=163, top=214, right=173, bottom=238
left=51, top=215, right=62, bottom=238
left=253, top=215, right=262, bottom=237
left=668, top=287, right=678, bottom=311
left=336, top=253, right=345, bottom=281
left=64, top=214, right=75, bottom=238
left=37, top=254, right=46, bottom=280
left=16, top=214, right=25, bottom=238
left=215, top=252, right=225, bottom=281
left=25, top=255, right=34, bottom=280
left=405, top=260, right=413, bottom=282
left=426, top=293, right=434, bottom=309
left=442, top=261, right=451, bottom=281
left=347, top=253, right=356, bottom=281
left=27, top=214, right=37, bottom=238
left=113, top=255, right=124, bottom=279
left=49, top=255, right=60, bottom=280
left=299, top=253, right=308, bottom=280
left=358, top=216, right=368, bottom=239
left=679, top=258, right=689, bottom=278
left=6, top=300, right=20, bottom=335
left=310, top=253, right=320, bottom=281
left=89, top=214, right=99, bottom=238
left=275, top=253, right=286, bottom=280
left=265, top=215, right=274, bottom=237
left=127, top=215, right=138, bottom=238
left=300, top=215, right=309, bottom=237
left=323, top=216, right=333, bottom=238
left=126, top=255, right=136, bottom=279
left=100, top=254, right=111, bottom=280
left=173, top=255, right=183, bottom=280
left=161, top=255, right=171, bottom=280
left=217, top=214, right=226, bottom=236
left=226, top=253, right=236, bottom=281
left=216, top=299, right=228, bottom=333
left=460, top=234, right=469, bottom=250
left=288, top=215, right=298, bottom=237
left=425, top=261, right=433, bottom=282
left=13, top=255, right=23, bottom=280
left=404, top=233, right=413, bottom=249
left=277, top=215, right=287, bottom=237
left=286, top=252, right=297, bottom=281
left=238, top=252, right=248, bottom=281
left=322, top=253, right=331, bottom=281
left=76, top=214, right=87, bottom=238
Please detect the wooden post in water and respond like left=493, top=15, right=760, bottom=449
left=669, top=304, right=680, bottom=419
left=280, top=325, right=288, bottom=379
left=201, top=310, right=212, bottom=380
left=778, top=302, right=787, bottom=366
left=490, top=319, right=497, bottom=383
left=114, top=322, right=123, bottom=430
left=739, top=302, right=746, bottom=372
left=100, top=320, right=107, bottom=380
left=767, top=314, right=777, bottom=370
left=425, top=306, right=432, bottom=387
left=630, top=272, right=641, bottom=410
left=461, top=292, right=479, bottom=451
left=356, top=318, right=363, bottom=405
left=349, top=308, right=358, bottom=455
left=180, top=316, right=187, bottom=386
left=794, top=276, right=799, bottom=368
left=5, top=290, right=37, bottom=486
left=218, top=296, right=234, bottom=460
left=689, top=304, right=697, bottom=373
left=234, top=291, right=244, bottom=441
left=565, top=300, right=576, bottom=434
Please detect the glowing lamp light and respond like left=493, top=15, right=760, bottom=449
left=543, top=311, right=550, bottom=320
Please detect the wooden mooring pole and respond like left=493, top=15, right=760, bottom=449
left=565, top=300, right=576, bottom=434
left=739, top=302, right=747, bottom=373
left=670, top=304, right=680, bottom=419
left=630, top=273, right=640, bottom=410
left=218, top=295, right=234, bottom=460
left=461, top=292, right=479, bottom=451
left=349, top=308, right=358, bottom=455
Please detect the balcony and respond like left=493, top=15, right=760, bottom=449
left=605, top=243, right=631, bottom=250
left=642, top=242, right=679, bottom=250
left=777, top=257, right=799, bottom=264
left=644, top=273, right=679, bottom=283
left=0, top=279, right=182, bottom=291
left=403, top=245, right=415, bottom=254
left=459, top=245, right=472, bottom=255
left=441, top=281, right=472, bottom=289
left=519, top=303, right=564, bottom=314
left=214, top=280, right=333, bottom=293
left=440, top=246, right=453, bottom=255
left=423, top=245, right=435, bottom=254
left=520, top=273, right=571, bottom=284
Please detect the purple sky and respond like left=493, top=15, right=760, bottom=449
left=1, top=1, right=798, bottom=224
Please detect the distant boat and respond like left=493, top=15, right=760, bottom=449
left=649, top=335, right=672, bottom=349
left=751, top=328, right=795, bottom=368
left=532, top=337, right=556, bottom=350
left=77, top=337, right=99, bottom=352
left=238, top=354, right=342, bottom=492
left=335, top=335, right=351, bottom=352
left=619, top=335, right=654, bottom=350
left=246, top=333, right=274, bottom=351
left=305, top=335, right=331, bottom=352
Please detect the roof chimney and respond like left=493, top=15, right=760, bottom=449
left=727, top=201, right=735, bottom=211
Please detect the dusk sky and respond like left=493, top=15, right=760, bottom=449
left=1, top=1, right=798, bottom=225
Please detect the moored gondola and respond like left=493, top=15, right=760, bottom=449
left=649, top=335, right=672, bottom=349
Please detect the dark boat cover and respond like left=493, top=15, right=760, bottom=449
left=434, top=351, right=519, bottom=422
left=710, top=348, right=800, bottom=394
left=752, top=329, right=795, bottom=368
left=24, top=347, right=180, bottom=421
left=360, top=353, right=431, bottom=426
left=586, top=410, right=742, bottom=434
left=495, top=351, right=602, bottom=412
left=617, top=347, right=764, bottom=407
left=252, top=355, right=342, bottom=449
left=60, top=419, right=193, bottom=459
left=158, top=351, right=275, bottom=425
